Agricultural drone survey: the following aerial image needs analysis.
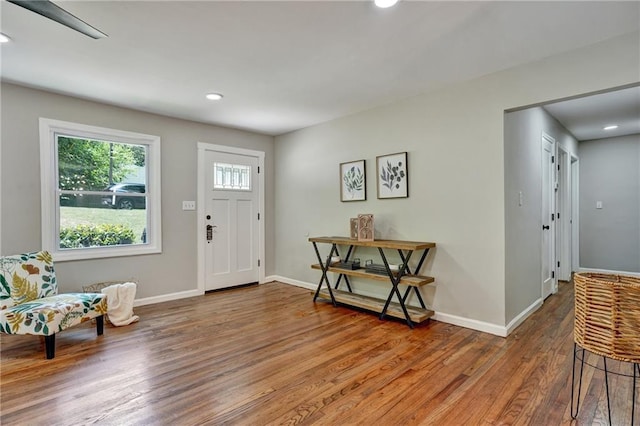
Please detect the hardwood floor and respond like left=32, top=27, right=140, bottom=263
left=1, top=281, right=637, bottom=425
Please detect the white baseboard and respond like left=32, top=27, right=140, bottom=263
left=131, top=276, right=309, bottom=309
left=578, top=267, right=640, bottom=278
left=133, top=289, right=203, bottom=307
left=435, top=298, right=545, bottom=338
left=432, top=312, right=508, bottom=337
left=267, top=275, right=316, bottom=291
left=505, top=297, right=543, bottom=336
left=271, top=275, right=508, bottom=337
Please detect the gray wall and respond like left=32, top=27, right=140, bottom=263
left=1, top=30, right=638, bottom=333
left=579, top=134, right=640, bottom=273
left=274, top=32, right=639, bottom=332
left=504, top=107, right=578, bottom=323
left=0, top=83, right=275, bottom=298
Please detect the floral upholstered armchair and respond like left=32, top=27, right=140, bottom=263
left=0, top=251, right=107, bottom=359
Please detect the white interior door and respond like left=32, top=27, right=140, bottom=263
left=556, top=147, right=571, bottom=281
left=571, top=156, right=580, bottom=273
left=204, top=150, right=259, bottom=290
left=541, top=133, right=557, bottom=298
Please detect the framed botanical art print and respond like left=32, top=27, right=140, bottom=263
left=340, top=159, right=366, bottom=202
left=376, top=152, right=408, bottom=199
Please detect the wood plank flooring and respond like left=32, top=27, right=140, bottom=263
left=1, top=281, right=637, bottom=425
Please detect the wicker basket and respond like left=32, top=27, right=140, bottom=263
left=574, top=272, right=640, bottom=362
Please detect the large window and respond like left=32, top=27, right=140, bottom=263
left=40, top=118, right=161, bottom=261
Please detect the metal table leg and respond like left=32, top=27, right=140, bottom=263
left=379, top=247, right=414, bottom=328
left=398, top=248, right=430, bottom=309
left=312, top=242, right=337, bottom=306
left=334, top=245, right=354, bottom=292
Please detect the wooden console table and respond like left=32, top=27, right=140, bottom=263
left=309, top=236, right=436, bottom=328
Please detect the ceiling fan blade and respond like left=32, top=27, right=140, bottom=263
left=6, top=0, right=107, bottom=39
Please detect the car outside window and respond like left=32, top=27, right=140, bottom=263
left=40, top=118, right=162, bottom=261
left=103, top=183, right=147, bottom=210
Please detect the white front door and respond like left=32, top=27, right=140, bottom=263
left=204, top=150, right=260, bottom=290
left=541, top=133, right=557, bottom=298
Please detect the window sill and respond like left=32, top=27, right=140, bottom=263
left=50, top=244, right=161, bottom=262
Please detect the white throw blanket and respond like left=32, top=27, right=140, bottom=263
left=101, top=282, right=139, bottom=326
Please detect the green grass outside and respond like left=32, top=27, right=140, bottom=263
left=60, top=207, right=147, bottom=243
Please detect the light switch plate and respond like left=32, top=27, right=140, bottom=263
left=182, top=201, right=196, bottom=210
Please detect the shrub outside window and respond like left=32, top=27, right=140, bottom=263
left=40, top=118, right=161, bottom=261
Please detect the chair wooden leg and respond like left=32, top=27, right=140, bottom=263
left=44, top=334, right=55, bottom=359
left=96, top=315, right=104, bottom=336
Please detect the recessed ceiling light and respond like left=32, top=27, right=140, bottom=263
left=206, top=93, right=223, bottom=101
left=603, top=125, right=619, bottom=131
left=0, top=33, right=10, bottom=43
left=375, top=0, right=398, bottom=8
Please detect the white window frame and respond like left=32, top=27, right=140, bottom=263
left=39, top=118, right=162, bottom=261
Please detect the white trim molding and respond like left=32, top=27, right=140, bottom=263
left=504, top=298, right=543, bottom=337
left=133, top=289, right=203, bottom=308
left=267, top=275, right=316, bottom=290
left=432, top=312, right=509, bottom=338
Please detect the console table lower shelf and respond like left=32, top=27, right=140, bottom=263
left=317, top=289, right=434, bottom=323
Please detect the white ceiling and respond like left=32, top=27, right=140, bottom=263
left=544, top=86, right=640, bottom=141
left=1, top=1, right=639, bottom=136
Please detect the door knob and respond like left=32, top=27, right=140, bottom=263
left=542, top=225, right=550, bottom=230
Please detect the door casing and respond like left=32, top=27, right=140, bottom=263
left=541, top=132, right=557, bottom=298
left=570, top=155, right=580, bottom=273
left=556, top=145, right=572, bottom=281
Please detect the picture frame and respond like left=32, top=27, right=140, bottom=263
left=376, top=152, right=408, bottom=199
left=340, top=159, right=366, bottom=202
